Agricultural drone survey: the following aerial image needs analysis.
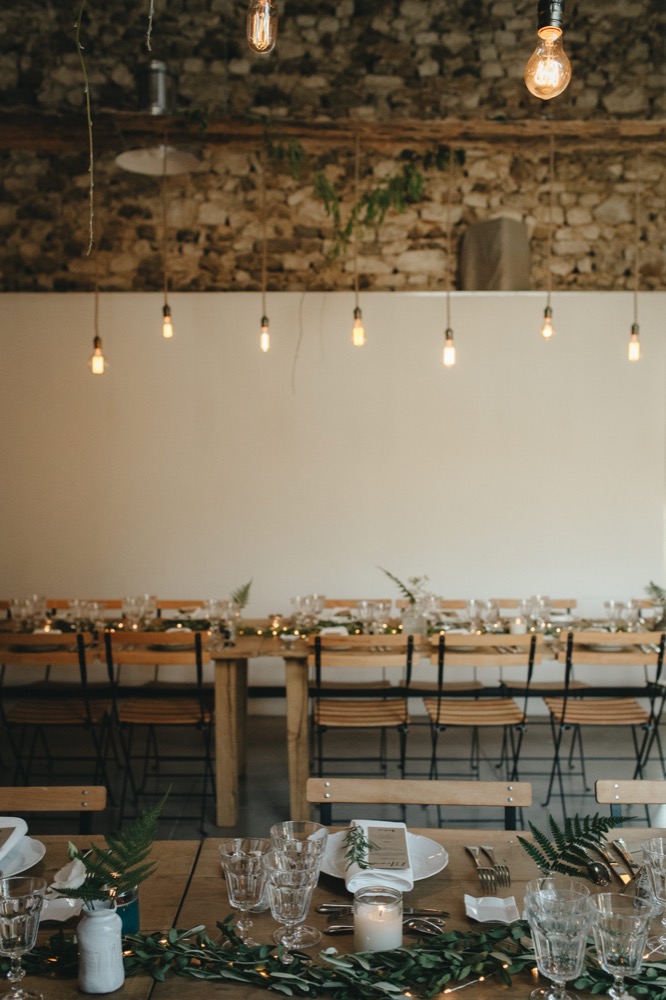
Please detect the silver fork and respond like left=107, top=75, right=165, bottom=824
left=480, top=845, right=511, bottom=886
left=466, top=846, right=497, bottom=891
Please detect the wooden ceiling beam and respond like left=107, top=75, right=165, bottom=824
left=0, top=111, right=664, bottom=154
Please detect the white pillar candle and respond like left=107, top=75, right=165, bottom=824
left=353, top=887, right=402, bottom=952
left=509, top=616, right=527, bottom=634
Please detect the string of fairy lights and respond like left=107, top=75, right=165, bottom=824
left=88, top=0, right=648, bottom=374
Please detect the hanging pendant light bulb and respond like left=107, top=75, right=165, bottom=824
left=627, top=322, right=641, bottom=362
left=247, top=0, right=277, bottom=53
left=90, top=335, right=106, bottom=375
left=350, top=135, right=366, bottom=348
left=524, top=0, right=572, bottom=100
left=352, top=306, right=366, bottom=347
left=540, top=133, right=556, bottom=341
left=160, top=152, right=175, bottom=340
left=541, top=305, right=554, bottom=339
left=443, top=328, right=456, bottom=367
left=162, top=304, right=174, bottom=339
left=260, top=315, right=270, bottom=352
left=627, top=159, right=642, bottom=363
left=89, top=269, right=107, bottom=375
left=441, top=147, right=457, bottom=369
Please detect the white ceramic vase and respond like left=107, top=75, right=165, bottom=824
left=77, top=901, right=125, bottom=994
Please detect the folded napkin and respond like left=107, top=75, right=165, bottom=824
left=319, top=626, right=349, bottom=636
left=344, top=820, right=414, bottom=894
left=0, top=818, right=28, bottom=864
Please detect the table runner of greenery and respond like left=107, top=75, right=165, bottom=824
left=12, top=917, right=666, bottom=999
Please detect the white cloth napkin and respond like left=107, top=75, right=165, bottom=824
left=0, top=818, right=28, bottom=864
left=344, top=820, right=414, bottom=893
left=318, top=626, right=349, bottom=636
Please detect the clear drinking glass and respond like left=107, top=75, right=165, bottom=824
left=218, top=838, right=271, bottom=946
left=591, top=894, right=654, bottom=1000
left=263, top=847, right=320, bottom=960
left=0, top=877, right=47, bottom=1000
left=270, top=821, right=328, bottom=876
left=524, top=884, right=593, bottom=1000
left=639, top=837, right=666, bottom=955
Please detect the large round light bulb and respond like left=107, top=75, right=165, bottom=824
left=247, top=0, right=277, bottom=53
left=525, top=26, right=571, bottom=99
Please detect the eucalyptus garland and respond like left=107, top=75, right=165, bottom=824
left=14, top=915, right=666, bottom=999
left=16, top=918, right=666, bottom=1000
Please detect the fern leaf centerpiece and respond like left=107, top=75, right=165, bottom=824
left=518, top=813, right=628, bottom=883
left=51, top=797, right=165, bottom=908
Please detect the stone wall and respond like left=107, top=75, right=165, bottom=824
left=0, top=0, right=664, bottom=293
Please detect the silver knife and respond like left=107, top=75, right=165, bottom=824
left=595, top=844, right=632, bottom=885
left=610, top=839, right=641, bottom=876
left=317, top=903, right=450, bottom=917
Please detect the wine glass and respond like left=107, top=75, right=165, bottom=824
left=524, top=884, right=593, bottom=1000
left=263, top=847, right=320, bottom=961
left=639, top=837, right=666, bottom=955
left=0, top=876, right=47, bottom=1000
left=270, top=821, right=328, bottom=877
left=218, top=838, right=271, bottom=946
left=591, top=894, right=654, bottom=1000
left=603, top=600, right=625, bottom=633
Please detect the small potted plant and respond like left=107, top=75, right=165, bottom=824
left=51, top=797, right=165, bottom=993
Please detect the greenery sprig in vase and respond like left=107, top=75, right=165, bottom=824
left=51, top=797, right=165, bottom=907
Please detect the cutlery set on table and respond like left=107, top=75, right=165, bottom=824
left=465, top=845, right=512, bottom=889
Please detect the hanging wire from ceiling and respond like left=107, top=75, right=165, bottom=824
left=259, top=154, right=270, bottom=352
left=628, top=156, right=642, bottom=362
left=442, top=147, right=456, bottom=368
left=541, top=130, right=556, bottom=340
left=161, top=142, right=174, bottom=339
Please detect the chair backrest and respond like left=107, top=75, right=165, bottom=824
left=156, top=600, right=206, bottom=615
left=429, top=631, right=543, bottom=667
left=323, top=599, right=393, bottom=609
left=103, top=630, right=208, bottom=712
left=0, top=785, right=107, bottom=834
left=595, top=778, right=666, bottom=809
left=562, top=631, right=666, bottom=668
left=0, top=631, right=93, bottom=667
left=489, top=598, right=578, bottom=611
left=306, top=777, right=531, bottom=828
left=308, top=633, right=414, bottom=668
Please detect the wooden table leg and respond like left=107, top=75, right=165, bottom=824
left=214, top=656, right=248, bottom=826
left=284, top=653, right=311, bottom=821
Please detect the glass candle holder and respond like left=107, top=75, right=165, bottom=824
left=353, top=886, right=402, bottom=952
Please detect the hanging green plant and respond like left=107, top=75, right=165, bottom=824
left=264, top=133, right=465, bottom=260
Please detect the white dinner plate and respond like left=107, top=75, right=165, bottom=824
left=320, top=830, right=448, bottom=882
left=584, top=643, right=631, bottom=653
left=464, top=894, right=519, bottom=923
left=1, top=837, right=46, bottom=876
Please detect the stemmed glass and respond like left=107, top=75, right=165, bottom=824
left=218, top=838, right=271, bottom=946
left=524, top=882, right=593, bottom=1000
left=0, top=877, right=47, bottom=1000
left=639, top=837, right=666, bottom=956
left=270, top=821, right=328, bottom=886
left=263, top=847, right=320, bottom=961
left=591, top=894, right=654, bottom=1000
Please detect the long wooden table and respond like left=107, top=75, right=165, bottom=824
left=22, top=827, right=661, bottom=1000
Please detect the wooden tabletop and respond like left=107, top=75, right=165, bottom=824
left=18, top=828, right=660, bottom=1000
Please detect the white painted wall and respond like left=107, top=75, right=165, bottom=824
left=2, top=290, right=665, bottom=692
